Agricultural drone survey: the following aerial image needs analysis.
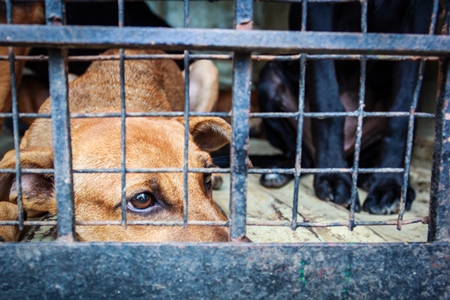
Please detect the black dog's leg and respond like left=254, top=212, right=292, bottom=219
left=257, top=61, right=313, bottom=188
left=362, top=1, right=433, bottom=214
left=305, top=4, right=361, bottom=211
left=362, top=60, right=420, bottom=214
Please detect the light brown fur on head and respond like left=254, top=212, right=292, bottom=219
left=0, top=49, right=230, bottom=242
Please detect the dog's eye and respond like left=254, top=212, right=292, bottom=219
left=204, top=173, right=212, bottom=193
left=128, top=192, right=156, bottom=210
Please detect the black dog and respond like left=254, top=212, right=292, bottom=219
left=257, top=0, right=434, bottom=214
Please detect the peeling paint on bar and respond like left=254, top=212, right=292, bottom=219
left=0, top=26, right=449, bottom=55
left=0, top=243, right=448, bottom=299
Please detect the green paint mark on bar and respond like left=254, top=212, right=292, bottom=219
left=299, top=260, right=308, bottom=285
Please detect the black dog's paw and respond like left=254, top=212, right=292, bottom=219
left=362, top=175, right=416, bottom=215
left=314, top=173, right=361, bottom=212
left=260, top=173, right=294, bottom=188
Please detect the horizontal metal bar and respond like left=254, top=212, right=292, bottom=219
left=68, top=111, right=231, bottom=118
left=0, top=53, right=441, bottom=62
left=0, top=220, right=228, bottom=226
left=0, top=220, right=60, bottom=226
left=0, top=167, right=406, bottom=175
left=0, top=54, right=186, bottom=62
left=248, top=168, right=405, bottom=174
left=0, top=111, right=434, bottom=120
left=256, top=54, right=441, bottom=61
left=247, top=218, right=428, bottom=228
left=69, top=168, right=228, bottom=174
left=250, top=111, right=435, bottom=118
left=0, top=26, right=449, bottom=55
left=0, top=113, right=52, bottom=118
left=0, top=168, right=213, bottom=174
left=0, top=112, right=434, bottom=119
left=0, top=243, right=448, bottom=299
left=0, top=217, right=427, bottom=228
left=0, top=168, right=232, bottom=174
left=0, top=168, right=54, bottom=174
left=0, top=112, right=429, bottom=119
left=0, top=0, right=375, bottom=4
left=254, top=0, right=359, bottom=2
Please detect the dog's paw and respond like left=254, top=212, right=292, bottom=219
left=260, top=173, right=294, bottom=188
left=314, top=173, right=361, bottom=211
left=0, top=202, right=20, bottom=242
left=0, top=227, right=19, bottom=242
left=362, top=175, right=415, bottom=215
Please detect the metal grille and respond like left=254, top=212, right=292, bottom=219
left=0, top=0, right=449, bottom=298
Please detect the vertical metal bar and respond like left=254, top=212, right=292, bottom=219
left=184, top=0, right=190, bottom=28
left=300, top=0, right=307, bottom=32
left=428, top=0, right=450, bottom=242
left=349, top=57, right=366, bottom=231
left=183, top=0, right=190, bottom=229
left=5, top=0, right=24, bottom=230
left=234, top=0, right=253, bottom=30
left=429, top=59, right=450, bottom=242
left=428, top=0, right=440, bottom=35
left=292, top=54, right=306, bottom=230
left=230, top=0, right=253, bottom=241
left=45, top=0, right=75, bottom=242
left=396, top=60, right=426, bottom=229
left=118, top=0, right=126, bottom=228
left=360, top=0, right=368, bottom=34
left=230, top=53, right=251, bottom=240
left=292, top=0, right=307, bottom=229
left=118, top=0, right=127, bottom=228
left=118, top=0, right=124, bottom=28
left=119, top=48, right=127, bottom=228
left=397, top=0, right=439, bottom=229
left=348, top=0, right=368, bottom=231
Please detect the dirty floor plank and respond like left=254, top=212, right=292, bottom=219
left=213, top=138, right=432, bottom=243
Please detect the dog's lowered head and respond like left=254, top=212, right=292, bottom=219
left=0, top=49, right=232, bottom=242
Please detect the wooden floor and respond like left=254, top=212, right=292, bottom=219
left=213, top=135, right=434, bottom=243
left=213, top=77, right=438, bottom=243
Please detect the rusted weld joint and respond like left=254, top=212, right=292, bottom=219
left=56, top=234, right=76, bottom=243
left=236, top=20, right=253, bottom=31
left=47, top=15, right=63, bottom=26
left=231, top=235, right=252, bottom=243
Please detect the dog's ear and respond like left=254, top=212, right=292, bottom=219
left=176, top=117, right=231, bottom=152
left=0, top=147, right=56, bottom=213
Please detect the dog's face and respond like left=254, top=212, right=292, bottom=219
left=0, top=116, right=231, bottom=242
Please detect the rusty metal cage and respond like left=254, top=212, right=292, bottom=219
left=0, top=0, right=449, bottom=298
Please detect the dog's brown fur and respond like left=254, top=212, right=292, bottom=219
left=15, top=76, right=50, bottom=126
left=0, top=3, right=45, bottom=132
left=0, top=49, right=231, bottom=242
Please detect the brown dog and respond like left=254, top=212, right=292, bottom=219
left=0, top=48, right=230, bottom=242
left=0, top=2, right=219, bottom=133
left=0, top=3, right=45, bottom=134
